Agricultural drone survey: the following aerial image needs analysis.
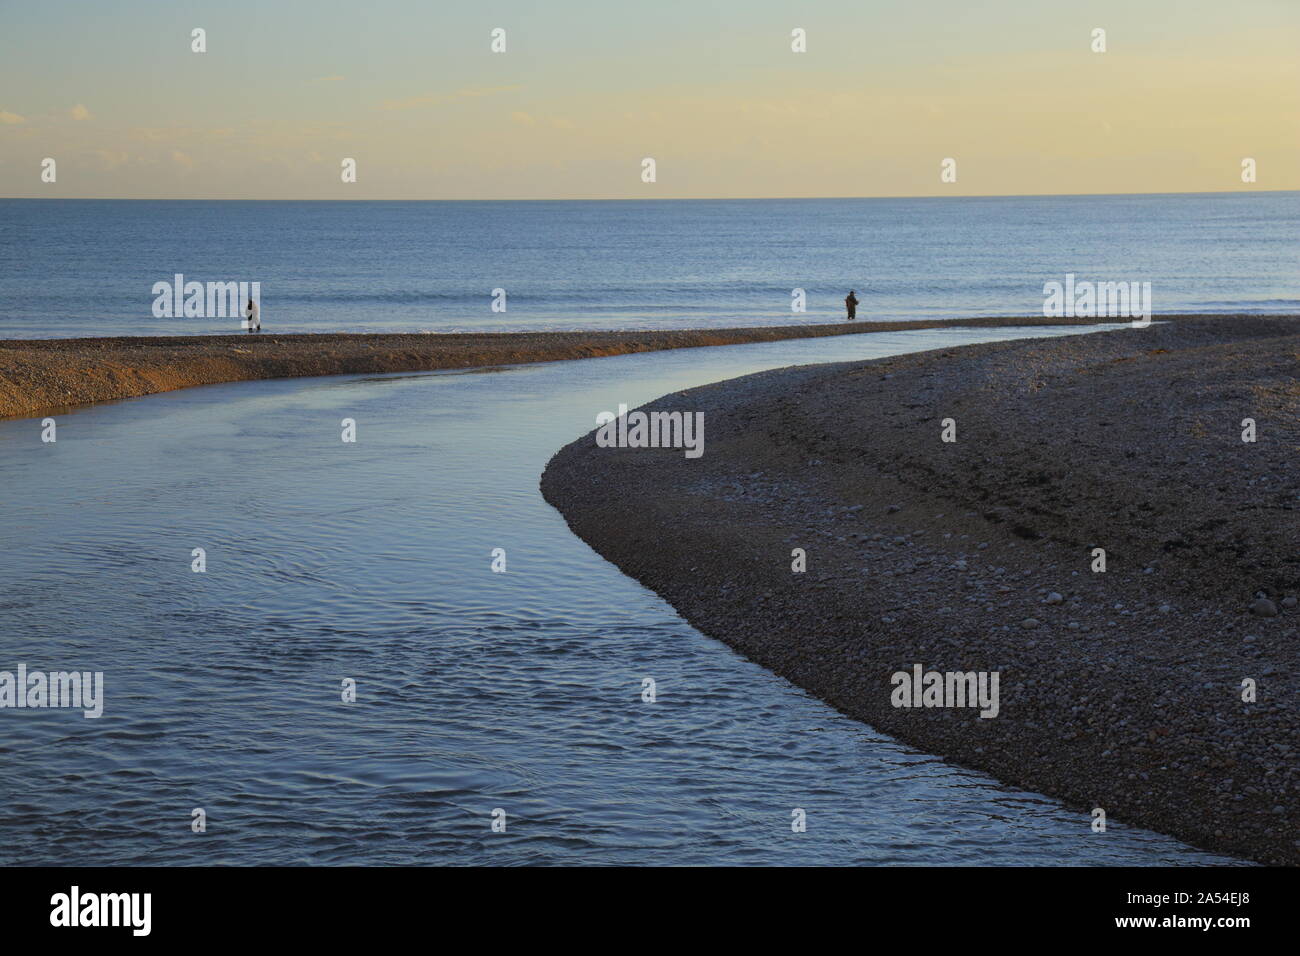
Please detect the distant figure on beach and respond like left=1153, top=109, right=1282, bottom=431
left=845, top=290, right=859, bottom=321
left=245, top=298, right=260, bottom=333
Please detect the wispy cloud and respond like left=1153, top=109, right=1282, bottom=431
left=377, top=85, right=520, bottom=112
left=0, top=110, right=25, bottom=125
left=70, top=103, right=91, bottom=121
left=91, top=148, right=129, bottom=169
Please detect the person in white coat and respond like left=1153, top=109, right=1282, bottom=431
left=244, top=297, right=260, bottom=333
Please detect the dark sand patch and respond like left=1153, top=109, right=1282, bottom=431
left=541, top=315, right=1300, bottom=864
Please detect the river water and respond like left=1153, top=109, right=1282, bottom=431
left=0, top=325, right=1239, bottom=864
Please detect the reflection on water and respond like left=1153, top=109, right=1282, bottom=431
left=0, top=326, right=1240, bottom=864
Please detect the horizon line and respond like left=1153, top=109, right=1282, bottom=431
left=3, top=188, right=1294, bottom=203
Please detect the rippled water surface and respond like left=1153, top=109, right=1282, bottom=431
left=0, top=326, right=1240, bottom=864
left=2, top=194, right=1297, bottom=337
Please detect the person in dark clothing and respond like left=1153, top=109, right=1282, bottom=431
left=845, top=289, right=859, bottom=321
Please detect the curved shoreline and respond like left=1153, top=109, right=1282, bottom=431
left=540, top=315, right=1300, bottom=864
left=0, top=315, right=1242, bottom=421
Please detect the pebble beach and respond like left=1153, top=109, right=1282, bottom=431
left=541, top=315, right=1300, bottom=864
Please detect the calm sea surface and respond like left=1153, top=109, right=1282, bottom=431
left=0, top=325, right=1241, bottom=865
left=1, top=193, right=1296, bottom=338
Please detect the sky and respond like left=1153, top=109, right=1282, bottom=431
left=1, top=0, right=1297, bottom=199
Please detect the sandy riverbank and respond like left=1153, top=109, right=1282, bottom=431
left=540, top=315, right=1300, bottom=864
left=0, top=316, right=1205, bottom=421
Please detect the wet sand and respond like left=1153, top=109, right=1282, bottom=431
left=541, top=315, right=1300, bottom=864
left=0, top=316, right=1178, bottom=420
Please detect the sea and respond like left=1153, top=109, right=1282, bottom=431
left=0, top=192, right=1296, bottom=338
